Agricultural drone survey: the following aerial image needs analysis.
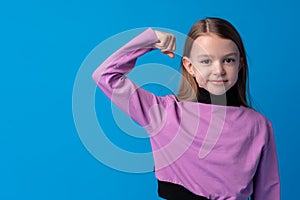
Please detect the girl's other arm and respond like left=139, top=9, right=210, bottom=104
left=251, top=121, right=280, bottom=200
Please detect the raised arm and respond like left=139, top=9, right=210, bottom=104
left=92, top=28, right=175, bottom=132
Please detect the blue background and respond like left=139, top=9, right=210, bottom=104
left=1, top=0, right=298, bottom=199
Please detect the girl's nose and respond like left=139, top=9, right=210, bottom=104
left=213, top=62, right=225, bottom=76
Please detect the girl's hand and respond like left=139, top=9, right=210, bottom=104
left=154, top=30, right=176, bottom=58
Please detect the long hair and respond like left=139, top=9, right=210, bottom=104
left=177, top=17, right=252, bottom=108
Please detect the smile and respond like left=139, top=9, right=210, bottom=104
left=210, top=80, right=228, bottom=85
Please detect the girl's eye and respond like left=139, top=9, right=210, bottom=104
left=224, top=58, right=235, bottom=63
left=200, top=59, right=211, bottom=64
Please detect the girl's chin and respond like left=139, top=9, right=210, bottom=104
left=209, top=91, right=227, bottom=95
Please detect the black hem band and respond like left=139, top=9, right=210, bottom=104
left=158, top=180, right=210, bottom=200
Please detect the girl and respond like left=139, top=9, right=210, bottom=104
left=92, top=17, right=280, bottom=200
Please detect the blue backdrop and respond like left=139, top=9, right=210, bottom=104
left=1, top=0, right=298, bottom=199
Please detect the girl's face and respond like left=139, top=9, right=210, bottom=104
left=183, top=34, right=241, bottom=95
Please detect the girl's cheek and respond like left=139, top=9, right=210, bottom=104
left=196, top=76, right=207, bottom=88
left=194, top=68, right=209, bottom=87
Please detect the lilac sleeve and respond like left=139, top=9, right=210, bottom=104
left=92, top=28, right=169, bottom=130
left=251, top=121, right=280, bottom=200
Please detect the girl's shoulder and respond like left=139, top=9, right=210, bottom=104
left=240, top=106, right=272, bottom=125
left=165, top=94, right=272, bottom=125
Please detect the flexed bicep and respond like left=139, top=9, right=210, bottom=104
left=93, top=28, right=169, bottom=131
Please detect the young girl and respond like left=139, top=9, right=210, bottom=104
left=92, top=17, right=280, bottom=200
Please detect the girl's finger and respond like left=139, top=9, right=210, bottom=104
left=164, top=52, right=175, bottom=58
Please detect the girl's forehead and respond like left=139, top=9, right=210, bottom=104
left=191, top=34, right=239, bottom=56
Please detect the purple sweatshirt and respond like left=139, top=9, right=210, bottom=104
left=92, top=28, right=280, bottom=200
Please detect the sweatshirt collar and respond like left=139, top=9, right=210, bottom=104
left=197, top=84, right=240, bottom=107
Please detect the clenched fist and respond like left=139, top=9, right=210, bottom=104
left=154, top=30, right=176, bottom=58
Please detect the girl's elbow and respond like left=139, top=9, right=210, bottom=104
left=92, top=66, right=106, bottom=84
left=92, top=71, right=99, bottom=83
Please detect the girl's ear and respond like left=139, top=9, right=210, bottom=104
left=182, top=56, right=195, bottom=76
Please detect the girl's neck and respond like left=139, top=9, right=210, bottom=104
left=197, top=84, right=240, bottom=107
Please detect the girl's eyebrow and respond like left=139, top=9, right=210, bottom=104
left=197, top=52, right=238, bottom=59
left=224, top=52, right=238, bottom=57
left=197, top=54, right=211, bottom=58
